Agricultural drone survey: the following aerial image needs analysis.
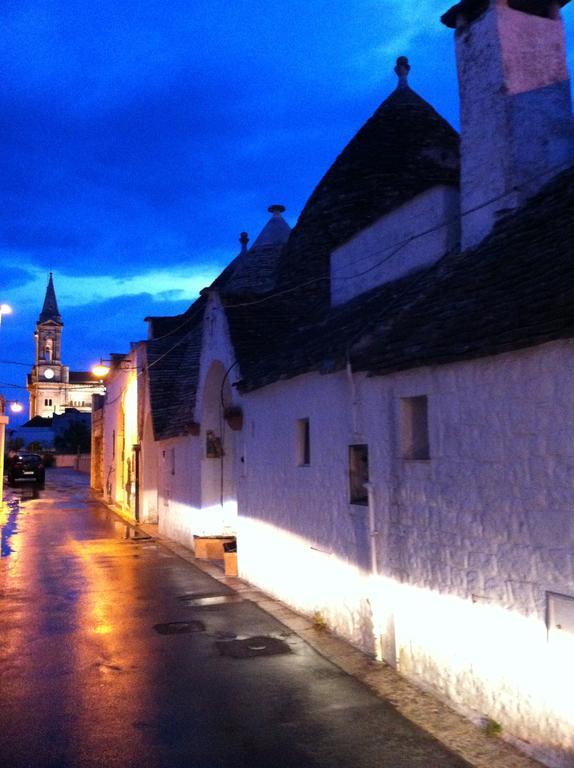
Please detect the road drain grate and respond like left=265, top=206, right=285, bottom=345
left=154, top=620, right=206, bottom=635
left=215, top=635, right=291, bottom=659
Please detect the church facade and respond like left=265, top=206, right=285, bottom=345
left=27, top=274, right=104, bottom=419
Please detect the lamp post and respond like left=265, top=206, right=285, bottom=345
left=0, top=304, right=12, bottom=327
left=0, top=398, right=8, bottom=506
left=0, top=305, right=14, bottom=506
left=0, top=399, right=24, bottom=504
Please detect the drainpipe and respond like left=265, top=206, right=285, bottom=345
left=364, top=481, right=384, bottom=661
left=133, top=444, right=141, bottom=522
left=364, top=482, right=378, bottom=576
left=346, top=359, right=359, bottom=435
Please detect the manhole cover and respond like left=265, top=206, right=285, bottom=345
left=154, top=621, right=205, bottom=635
left=215, top=635, right=292, bottom=659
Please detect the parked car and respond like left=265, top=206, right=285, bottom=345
left=6, top=452, right=45, bottom=488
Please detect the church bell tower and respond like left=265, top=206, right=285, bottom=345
left=28, top=274, right=68, bottom=418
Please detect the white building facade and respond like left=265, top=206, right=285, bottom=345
left=27, top=274, right=105, bottom=419
left=93, top=3, right=574, bottom=765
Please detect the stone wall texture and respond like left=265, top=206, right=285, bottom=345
left=330, top=186, right=460, bottom=305
left=239, top=340, right=574, bottom=768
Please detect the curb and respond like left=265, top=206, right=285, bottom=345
left=131, top=519, right=544, bottom=768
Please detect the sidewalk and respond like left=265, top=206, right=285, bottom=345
left=136, top=520, right=544, bottom=768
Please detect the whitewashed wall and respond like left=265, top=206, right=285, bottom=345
left=155, top=434, right=205, bottom=546
left=154, top=292, right=242, bottom=549
left=330, top=186, right=459, bottom=306
left=239, top=340, right=574, bottom=768
left=100, top=352, right=138, bottom=519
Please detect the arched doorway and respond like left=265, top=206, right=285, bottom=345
left=201, top=361, right=237, bottom=517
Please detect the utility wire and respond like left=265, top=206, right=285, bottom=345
left=224, top=157, right=573, bottom=309
left=101, top=157, right=574, bottom=388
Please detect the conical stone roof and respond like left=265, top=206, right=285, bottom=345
left=277, top=70, right=460, bottom=313
left=39, top=273, right=62, bottom=324
left=215, top=206, right=292, bottom=297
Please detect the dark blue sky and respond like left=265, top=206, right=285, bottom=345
left=1, top=0, right=573, bottom=417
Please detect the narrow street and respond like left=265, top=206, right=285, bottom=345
left=0, top=469, right=470, bottom=768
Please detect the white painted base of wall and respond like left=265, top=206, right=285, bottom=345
left=159, top=499, right=237, bottom=553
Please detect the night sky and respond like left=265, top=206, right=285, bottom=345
left=1, top=0, right=573, bottom=420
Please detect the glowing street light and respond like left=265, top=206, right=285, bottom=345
left=92, top=362, right=111, bottom=379
left=92, top=358, right=136, bottom=379
left=0, top=398, right=24, bottom=416
left=0, top=303, right=12, bottom=327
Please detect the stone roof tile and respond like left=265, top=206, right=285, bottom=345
left=275, top=84, right=459, bottom=314
left=235, top=164, right=574, bottom=391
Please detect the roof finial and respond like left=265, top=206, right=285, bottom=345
left=268, top=204, right=286, bottom=217
left=394, top=56, right=411, bottom=89
left=39, top=271, right=62, bottom=324
left=239, top=231, right=249, bottom=254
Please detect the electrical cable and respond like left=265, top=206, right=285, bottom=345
left=95, top=156, right=574, bottom=400
left=223, top=156, right=573, bottom=309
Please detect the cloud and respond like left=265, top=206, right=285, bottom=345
left=0, top=0, right=571, bottom=402
left=4, top=263, right=223, bottom=309
left=0, top=266, right=36, bottom=291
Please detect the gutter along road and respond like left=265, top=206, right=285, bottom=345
left=1, top=469, right=474, bottom=767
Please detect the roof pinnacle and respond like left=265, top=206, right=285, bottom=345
left=394, top=56, right=411, bottom=89
left=39, top=272, right=62, bottom=324
left=268, top=204, right=286, bottom=217
left=239, top=231, right=249, bottom=254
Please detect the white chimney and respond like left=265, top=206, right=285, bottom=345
left=442, top=0, right=574, bottom=249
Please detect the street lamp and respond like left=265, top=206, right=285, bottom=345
left=91, top=359, right=137, bottom=379
left=0, top=304, right=12, bottom=327
left=92, top=362, right=111, bottom=379
left=0, top=398, right=24, bottom=416
left=0, top=394, right=22, bottom=505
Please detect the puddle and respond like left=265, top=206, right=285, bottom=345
left=215, top=635, right=292, bottom=659
left=1, top=498, right=21, bottom=557
left=112, top=520, right=152, bottom=541
left=177, top=594, right=243, bottom=607
left=154, top=620, right=206, bottom=635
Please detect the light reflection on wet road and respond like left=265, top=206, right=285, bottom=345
left=0, top=469, right=470, bottom=768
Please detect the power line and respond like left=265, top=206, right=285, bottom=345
left=0, top=359, right=30, bottom=367
left=100, top=157, right=573, bottom=391
left=223, top=157, right=573, bottom=309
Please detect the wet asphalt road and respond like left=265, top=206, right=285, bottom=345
left=0, top=469, right=470, bottom=768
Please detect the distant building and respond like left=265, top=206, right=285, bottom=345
left=10, top=408, right=91, bottom=452
left=26, top=274, right=105, bottom=419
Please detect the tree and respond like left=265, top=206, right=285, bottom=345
left=7, top=437, right=24, bottom=452
left=54, top=421, right=91, bottom=454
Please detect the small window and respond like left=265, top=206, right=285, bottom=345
left=170, top=447, right=176, bottom=476
left=547, top=592, right=574, bottom=638
left=400, top=396, right=430, bottom=460
left=112, top=430, right=116, bottom=459
left=296, top=418, right=310, bottom=466
left=349, top=444, right=369, bottom=505
left=44, top=398, right=52, bottom=407
left=206, top=430, right=224, bottom=459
